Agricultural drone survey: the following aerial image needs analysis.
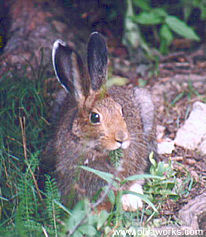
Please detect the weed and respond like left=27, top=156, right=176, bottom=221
left=123, top=0, right=201, bottom=55
left=0, top=65, right=61, bottom=236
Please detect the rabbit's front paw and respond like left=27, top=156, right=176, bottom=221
left=122, top=182, right=143, bottom=212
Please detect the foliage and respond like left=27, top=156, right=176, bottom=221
left=109, top=148, right=123, bottom=167
left=0, top=61, right=62, bottom=236
left=145, top=154, right=180, bottom=203
left=143, top=153, right=194, bottom=220
left=123, top=0, right=203, bottom=55
left=63, top=152, right=194, bottom=236
left=171, top=80, right=206, bottom=106
left=182, top=0, right=206, bottom=21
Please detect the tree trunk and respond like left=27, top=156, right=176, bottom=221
left=0, top=0, right=90, bottom=78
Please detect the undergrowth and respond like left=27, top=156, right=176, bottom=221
left=0, top=66, right=195, bottom=236
left=0, top=66, right=61, bottom=236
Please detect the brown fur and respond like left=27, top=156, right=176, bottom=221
left=45, top=33, right=157, bottom=208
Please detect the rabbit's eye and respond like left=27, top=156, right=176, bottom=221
left=90, top=112, right=100, bottom=124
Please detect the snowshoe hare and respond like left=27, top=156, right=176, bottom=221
left=47, top=32, right=156, bottom=211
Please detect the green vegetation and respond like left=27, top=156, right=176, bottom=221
left=123, top=0, right=205, bottom=54
left=0, top=66, right=57, bottom=236
left=61, top=153, right=195, bottom=236
left=171, top=80, right=206, bottom=106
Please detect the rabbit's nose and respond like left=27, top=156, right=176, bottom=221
left=115, top=130, right=129, bottom=143
left=115, top=130, right=130, bottom=149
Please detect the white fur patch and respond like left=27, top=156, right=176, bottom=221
left=121, top=140, right=130, bottom=149
left=52, top=39, right=70, bottom=93
left=84, top=159, right=89, bottom=165
left=122, top=182, right=143, bottom=211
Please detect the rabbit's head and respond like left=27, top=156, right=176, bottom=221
left=52, top=32, right=130, bottom=151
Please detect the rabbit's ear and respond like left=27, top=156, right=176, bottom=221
left=52, top=39, right=89, bottom=102
left=87, top=32, right=108, bottom=91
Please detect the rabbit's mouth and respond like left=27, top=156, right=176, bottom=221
left=114, top=130, right=130, bottom=150
left=118, top=140, right=130, bottom=150
left=97, top=123, right=131, bottom=151
left=112, top=140, right=130, bottom=150
left=100, top=137, right=130, bottom=151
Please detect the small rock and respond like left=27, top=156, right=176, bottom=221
left=199, top=134, right=206, bottom=155
left=175, top=101, right=206, bottom=155
left=185, top=158, right=196, bottom=165
left=158, top=139, right=175, bottom=154
left=171, top=156, right=183, bottom=161
left=179, top=192, right=206, bottom=231
left=190, top=170, right=199, bottom=182
left=156, top=125, right=166, bottom=141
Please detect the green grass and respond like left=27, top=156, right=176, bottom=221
left=0, top=66, right=196, bottom=236
left=171, top=80, right=206, bottom=107
left=0, top=67, right=60, bottom=236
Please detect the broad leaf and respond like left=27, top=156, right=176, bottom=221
left=133, top=8, right=167, bottom=25
left=97, top=210, right=109, bottom=230
left=79, top=166, right=119, bottom=188
left=106, top=76, right=128, bottom=88
left=132, top=0, right=151, bottom=11
left=166, top=16, right=200, bottom=41
left=160, top=24, right=173, bottom=44
left=123, top=174, right=163, bottom=183
left=160, top=24, right=174, bottom=54
left=79, top=224, right=97, bottom=236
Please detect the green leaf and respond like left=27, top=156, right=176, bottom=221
left=105, top=188, right=115, bottom=205
left=152, top=8, right=168, bottom=18
left=165, top=16, right=200, bottom=41
left=109, top=148, right=123, bottom=167
left=200, top=6, right=206, bottom=20
left=132, top=0, right=151, bottom=11
left=0, top=195, right=9, bottom=201
left=156, top=162, right=166, bottom=176
left=53, top=200, right=72, bottom=215
left=160, top=24, right=173, bottom=44
left=149, top=151, right=156, bottom=167
left=123, top=0, right=141, bottom=48
left=123, top=0, right=152, bottom=56
left=183, top=5, right=192, bottom=22
left=73, top=231, right=83, bottom=237
left=67, top=210, right=85, bottom=228
left=159, top=189, right=178, bottom=196
left=133, top=8, right=167, bottom=25
left=192, top=0, right=206, bottom=20
left=79, top=225, right=97, bottom=236
left=132, top=12, right=161, bottom=25
left=138, top=78, right=147, bottom=87
left=88, top=213, right=98, bottom=226
left=97, top=210, right=109, bottom=230
left=123, top=174, right=163, bottom=182
left=160, top=24, right=174, bottom=54
left=79, top=166, right=119, bottom=188
left=171, top=91, right=185, bottom=106
left=122, top=190, right=158, bottom=212
left=106, top=76, right=128, bottom=88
